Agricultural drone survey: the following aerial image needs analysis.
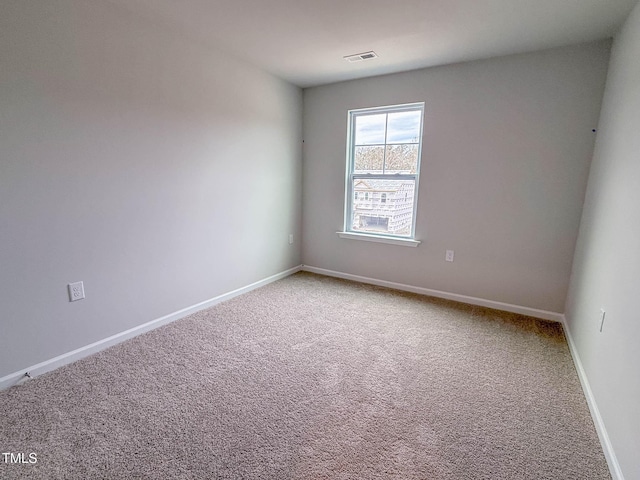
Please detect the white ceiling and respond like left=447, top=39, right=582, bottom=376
left=111, top=0, right=638, bottom=88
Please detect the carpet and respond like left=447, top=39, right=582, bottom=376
left=0, top=272, right=610, bottom=479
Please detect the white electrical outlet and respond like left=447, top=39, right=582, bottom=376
left=445, top=250, right=455, bottom=262
left=289, top=234, right=294, bottom=245
left=68, top=281, right=85, bottom=302
left=599, top=308, right=606, bottom=332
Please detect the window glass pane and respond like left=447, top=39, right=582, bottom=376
left=354, top=114, right=386, bottom=145
left=351, top=179, right=415, bottom=236
left=386, top=110, right=421, bottom=143
left=354, top=146, right=384, bottom=173
left=384, top=144, right=419, bottom=174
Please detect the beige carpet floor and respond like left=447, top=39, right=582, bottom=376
left=0, top=272, right=610, bottom=479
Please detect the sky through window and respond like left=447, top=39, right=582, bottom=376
left=355, top=110, right=421, bottom=145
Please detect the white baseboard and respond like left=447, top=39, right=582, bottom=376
left=302, top=265, right=564, bottom=322
left=561, top=318, right=625, bottom=480
left=0, top=265, right=302, bottom=391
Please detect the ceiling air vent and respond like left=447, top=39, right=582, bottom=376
left=344, top=51, right=378, bottom=63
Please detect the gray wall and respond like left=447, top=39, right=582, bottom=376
left=302, top=42, right=611, bottom=313
left=0, top=1, right=302, bottom=377
left=565, top=2, right=640, bottom=477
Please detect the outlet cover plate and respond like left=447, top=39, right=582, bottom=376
left=68, top=281, right=85, bottom=302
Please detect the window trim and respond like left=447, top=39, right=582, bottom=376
left=341, top=102, right=425, bottom=242
left=337, top=231, right=420, bottom=247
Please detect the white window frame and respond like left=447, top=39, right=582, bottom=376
left=339, top=102, right=424, bottom=247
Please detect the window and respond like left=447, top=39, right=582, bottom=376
left=342, top=102, right=424, bottom=244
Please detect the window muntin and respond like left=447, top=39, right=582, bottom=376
left=345, top=103, right=424, bottom=239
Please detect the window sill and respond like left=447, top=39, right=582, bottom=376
left=337, top=231, right=421, bottom=247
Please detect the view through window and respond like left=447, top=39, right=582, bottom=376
left=345, top=103, right=424, bottom=238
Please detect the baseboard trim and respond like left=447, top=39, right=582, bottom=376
left=561, top=318, right=625, bottom=480
left=301, top=265, right=564, bottom=323
left=0, top=265, right=302, bottom=391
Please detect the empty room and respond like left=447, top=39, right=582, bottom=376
left=1, top=0, right=639, bottom=478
